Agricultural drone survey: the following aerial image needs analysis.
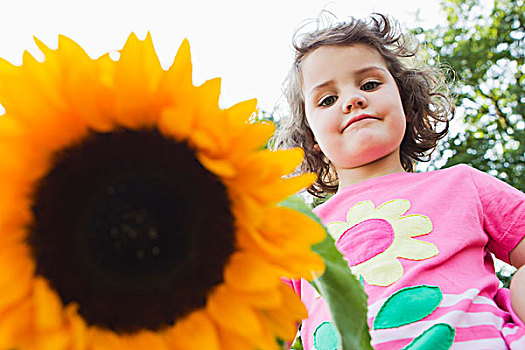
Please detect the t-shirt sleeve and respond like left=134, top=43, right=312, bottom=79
left=469, top=166, right=525, bottom=263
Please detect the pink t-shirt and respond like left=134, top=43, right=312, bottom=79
left=293, top=165, right=525, bottom=349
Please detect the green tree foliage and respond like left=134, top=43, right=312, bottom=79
left=416, top=0, right=524, bottom=191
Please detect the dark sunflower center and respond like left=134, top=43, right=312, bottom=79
left=29, top=128, right=235, bottom=334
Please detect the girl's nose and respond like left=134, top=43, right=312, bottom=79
left=342, top=94, right=367, bottom=113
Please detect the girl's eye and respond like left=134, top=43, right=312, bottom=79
left=319, top=95, right=337, bottom=107
left=361, top=81, right=380, bottom=91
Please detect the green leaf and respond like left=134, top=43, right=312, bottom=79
left=373, top=285, right=442, bottom=329
left=280, top=196, right=373, bottom=350
left=401, top=323, right=455, bottom=350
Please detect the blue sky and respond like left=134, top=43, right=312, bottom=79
left=0, top=0, right=445, bottom=112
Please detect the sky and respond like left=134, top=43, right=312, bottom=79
left=0, top=0, right=446, bottom=112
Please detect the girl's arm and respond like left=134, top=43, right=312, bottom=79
left=510, top=238, right=525, bottom=324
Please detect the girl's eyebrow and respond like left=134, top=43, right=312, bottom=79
left=353, top=65, right=388, bottom=75
left=307, top=80, right=334, bottom=98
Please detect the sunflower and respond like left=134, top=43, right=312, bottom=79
left=327, top=199, right=438, bottom=287
left=0, top=33, right=325, bottom=350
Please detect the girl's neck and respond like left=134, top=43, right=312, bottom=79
left=336, top=152, right=406, bottom=191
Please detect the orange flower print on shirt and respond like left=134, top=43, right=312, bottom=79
left=327, top=199, right=438, bottom=287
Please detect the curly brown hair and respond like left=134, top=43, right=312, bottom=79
left=273, top=13, right=454, bottom=197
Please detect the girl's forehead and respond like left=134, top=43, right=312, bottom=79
left=300, top=44, right=388, bottom=92
left=301, top=44, right=384, bottom=71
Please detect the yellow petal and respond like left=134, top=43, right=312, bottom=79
left=166, top=309, right=220, bottom=350
left=191, top=129, right=221, bottom=155
left=224, top=251, right=283, bottom=292
left=233, top=121, right=275, bottom=153
left=250, top=173, right=316, bottom=204
left=195, top=78, right=222, bottom=119
left=89, top=328, right=127, bottom=350
left=33, top=277, right=65, bottom=331
left=217, top=329, right=256, bottom=350
left=158, top=38, right=193, bottom=105
left=267, top=251, right=325, bottom=280
left=239, top=148, right=305, bottom=181
left=263, top=308, right=299, bottom=345
left=158, top=106, right=195, bottom=142
left=21, top=48, right=67, bottom=113
left=0, top=242, right=34, bottom=311
left=207, top=285, right=262, bottom=338
left=34, top=329, right=70, bottom=350
left=234, top=286, right=283, bottom=309
left=262, top=206, right=326, bottom=249
left=224, top=98, right=257, bottom=126
left=33, top=36, right=53, bottom=57
left=278, top=283, right=308, bottom=320
left=124, top=330, right=168, bottom=350
left=65, top=304, right=89, bottom=350
left=197, top=154, right=236, bottom=178
left=0, top=298, right=33, bottom=349
left=55, top=36, right=114, bottom=132
left=113, top=32, right=163, bottom=127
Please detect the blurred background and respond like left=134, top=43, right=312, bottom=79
left=0, top=0, right=522, bottom=284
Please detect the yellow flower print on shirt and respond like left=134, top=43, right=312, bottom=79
left=327, top=199, right=438, bottom=287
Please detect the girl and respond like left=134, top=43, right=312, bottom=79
left=275, top=13, right=525, bottom=349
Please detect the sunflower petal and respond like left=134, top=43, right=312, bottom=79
left=55, top=36, right=114, bottom=132
left=197, top=154, right=237, bottom=178
left=224, top=252, right=283, bottom=292
left=158, top=38, right=193, bottom=104
left=33, top=36, right=53, bottom=57
left=166, top=309, right=220, bottom=350
left=239, top=148, right=305, bottom=181
left=89, top=328, right=127, bottom=350
left=33, top=278, right=65, bottom=331
left=233, top=121, right=275, bottom=153
left=217, top=329, right=256, bottom=350
left=35, top=329, right=70, bottom=350
left=251, top=173, right=317, bottom=204
left=278, top=283, right=308, bottom=319
left=197, top=78, right=221, bottom=112
left=207, top=285, right=262, bottom=338
left=0, top=299, right=33, bottom=349
left=262, top=206, right=326, bottom=248
left=125, top=331, right=169, bottom=350
left=224, top=98, right=257, bottom=126
left=0, top=243, right=34, bottom=311
left=65, top=304, right=89, bottom=350
left=235, top=286, right=283, bottom=309
left=113, top=32, right=163, bottom=127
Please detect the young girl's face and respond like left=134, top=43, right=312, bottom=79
left=301, top=44, right=406, bottom=176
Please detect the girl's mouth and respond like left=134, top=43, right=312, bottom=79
left=342, top=114, right=377, bottom=131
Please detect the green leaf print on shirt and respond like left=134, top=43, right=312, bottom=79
left=314, top=322, right=341, bottom=350
left=374, top=285, right=455, bottom=350
left=401, top=323, right=455, bottom=350
left=373, top=285, right=442, bottom=329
